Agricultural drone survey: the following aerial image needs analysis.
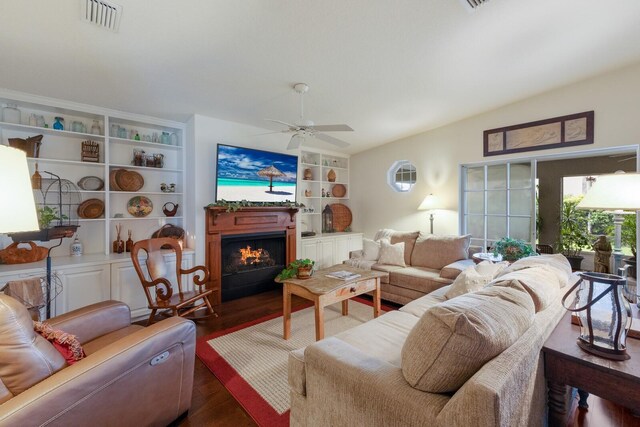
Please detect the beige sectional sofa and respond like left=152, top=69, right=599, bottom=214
left=289, top=254, right=575, bottom=426
left=346, top=229, right=479, bottom=305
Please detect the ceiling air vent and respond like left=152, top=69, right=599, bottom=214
left=82, top=0, right=122, bottom=32
left=460, top=0, right=491, bottom=11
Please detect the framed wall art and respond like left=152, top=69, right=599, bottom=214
left=483, top=111, right=594, bottom=157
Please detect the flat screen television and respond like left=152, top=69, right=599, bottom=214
left=215, top=144, right=298, bottom=203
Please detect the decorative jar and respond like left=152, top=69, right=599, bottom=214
left=53, top=117, right=64, bottom=130
left=562, top=272, right=632, bottom=360
left=3, top=104, right=21, bottom=124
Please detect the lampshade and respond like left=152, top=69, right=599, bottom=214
left=418, top=194, right=439, bottom=211
left=577, top=172, right=640, bottom=211
left=0, top=145, right=39, bottom=233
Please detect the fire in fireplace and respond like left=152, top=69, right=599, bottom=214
left=221, top=231, right=286, bottom=301
left=224, top=245, right=276, bottom=274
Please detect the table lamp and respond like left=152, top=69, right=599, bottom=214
left=0, top=145, right=39, bottom=233
left=418, top=194, right=439, bottom=234
left=577, top=172, right=640, bottom=274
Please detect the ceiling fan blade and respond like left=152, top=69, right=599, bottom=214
left=287, top=134, right=303, bottom=150
left=314, top=133, right=350, bottom=148
left=308, top=124, right=353, bottom=132
left=265, top=119, right=297, bottom=130
left=253, top=130, right=288, bottom=137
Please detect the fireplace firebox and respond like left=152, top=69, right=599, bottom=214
left=220, top=231, right=286, bottom=301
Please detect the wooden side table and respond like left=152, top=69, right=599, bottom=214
left=542, top=306, right=640, bottom=426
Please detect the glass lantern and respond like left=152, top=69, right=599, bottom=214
left=563, top=272, right=632, bottom=360
left=322, top=205, right=333, bottom=233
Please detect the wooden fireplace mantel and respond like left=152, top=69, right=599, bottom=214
left=204, top=206, right=298, bottom=305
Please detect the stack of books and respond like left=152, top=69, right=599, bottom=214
left=326, top=270, right=361, bottom=281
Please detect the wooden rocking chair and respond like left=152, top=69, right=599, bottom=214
left=131, top=237, right=216, bottom=325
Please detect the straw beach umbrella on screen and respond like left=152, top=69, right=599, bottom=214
left=257, top=165, right=285, bottom=193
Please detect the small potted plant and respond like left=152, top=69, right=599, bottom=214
left=492, top=237, right=535, bottom=262
left=556, top=198, right=590, bottom=270
left=275, top=259, right=315, bottom=281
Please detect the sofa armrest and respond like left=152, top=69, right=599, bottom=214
left=0, top=317, right=195, bottom=427
left=295, top=337, right=448, bottom=425
left=439, top=259, right=475, bottom=280
left=46, top=300, right=132, bottom=344
left=349, top=250, right=364, bottom=259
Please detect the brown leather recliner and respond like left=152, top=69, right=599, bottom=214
left=0, top=294, right=195, bottom=426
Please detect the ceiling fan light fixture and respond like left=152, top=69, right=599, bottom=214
left=460, top=0, right=490, bottom=12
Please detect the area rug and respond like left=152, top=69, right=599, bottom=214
left=196, top=297, right=389, bottom=427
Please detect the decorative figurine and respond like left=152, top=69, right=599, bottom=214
left=592, top=235, right=612, bottom=273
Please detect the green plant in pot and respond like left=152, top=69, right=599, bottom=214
left=37, top=206, right=67, bottom=229
left=492, top=237, right=535, bottom=262
left=275, top=259, right=315, bottom=281
left=621, top=214, right=637, bottom=278
left=557, top=197, right=590, bottom=270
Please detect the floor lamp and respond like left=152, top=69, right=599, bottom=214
left=577, top=172, right=640, bottom=276
left=418, top=194, right=439, bottom=235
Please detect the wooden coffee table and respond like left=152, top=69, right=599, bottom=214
left=281, top=265, right=385, bottom=341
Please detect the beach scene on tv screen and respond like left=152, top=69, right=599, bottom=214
left=216, top=145, right=298, bottom=202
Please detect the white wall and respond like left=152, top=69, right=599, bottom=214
left=350, top=61, right=640, bottom=238
left=187, top=115, right=293, bottom=265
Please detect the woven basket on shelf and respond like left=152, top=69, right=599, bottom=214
left=329, top=203, right=352, bottom=232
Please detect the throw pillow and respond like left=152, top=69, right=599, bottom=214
left=444, top=260, right=509, bottom=299
left=34, top=322, right=86, bottom=365
left=410, top=234, right=471, bottom=270
left=401, top=283, right=535, bottom=393
left=362, top=238, right=381, bottom=261
left=378, top=239, right=406, bottom=267
left=389, top=231, right=420, bottom=266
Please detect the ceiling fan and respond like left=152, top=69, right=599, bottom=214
left=265, top=83, right=353, bottom=150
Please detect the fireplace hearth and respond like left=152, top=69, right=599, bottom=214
left=221, top=231, right=286, bottom=301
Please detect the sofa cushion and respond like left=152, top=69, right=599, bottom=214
left=362, top=238, right=381, bottom=261
left=399, top=285, right=450, bottom=318
left=0, top=294, right=66, bottom=396
left=389, top=267, right=452, bottom=294
left=378, top=240, right=406, bottom=267
left=371, top=264, right=404, bottom=284
left=334, top=310, right=419, bottom=367
left=410, top=234, right=471, bottom=269
left=489, top=265, right=563, bottom=312
left=401, top=283, right=535, bottom=393
left=439, top=259, right=475, bottom=280
left=498, top=254, right=572, bottom=288
left=389, top=231, right=420, bottom=266
left=445, top=261, right=509, bottom=300
left=82, top=325, right=146, bottom=355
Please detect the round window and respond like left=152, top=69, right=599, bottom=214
left=387, top=161, right=417, bottom=192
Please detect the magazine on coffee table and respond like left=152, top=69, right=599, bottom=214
left=326, top=270, right=361, bottom=281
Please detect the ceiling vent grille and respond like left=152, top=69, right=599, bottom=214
left=460, top=0, right=491, bottom=11
left=82, top=0, right=122, bottom=32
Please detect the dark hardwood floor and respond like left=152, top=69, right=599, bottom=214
left=169, top=289, right=639, bottom=427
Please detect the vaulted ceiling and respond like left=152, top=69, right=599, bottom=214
left=2, top=0, right=640, bottom=153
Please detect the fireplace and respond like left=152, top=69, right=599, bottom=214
left=221, top=231, right=286, bottom=301
left=205, top=206, right=297, bottom=305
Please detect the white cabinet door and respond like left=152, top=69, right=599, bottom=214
left=301, top=239, right=320, bottom=264
left=110, top=262, right=152, bottom=320
left=319, top=238, right=334, bottom=268
left=55, top=264, right=110, bottom=316
left=334, top=236, right=350, bottom=265
left=348, top=233, right=363, bottom=252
